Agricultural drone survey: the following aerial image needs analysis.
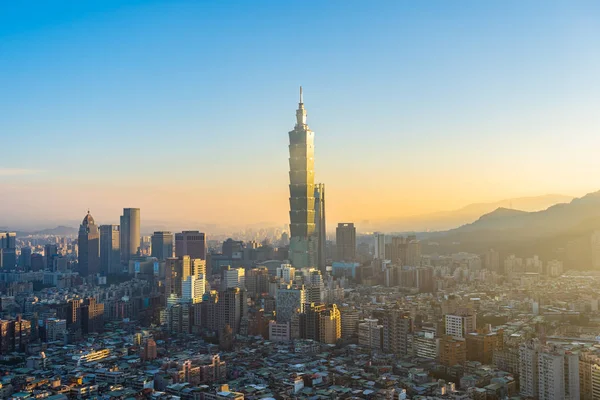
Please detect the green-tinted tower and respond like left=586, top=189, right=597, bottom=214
left=289, top=87, right=317, bottom=268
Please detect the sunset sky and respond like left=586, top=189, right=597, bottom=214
left=1, top=1, right=600, bottom=230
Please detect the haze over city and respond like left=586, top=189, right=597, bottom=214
left=2, top=1, right=600, bottom=231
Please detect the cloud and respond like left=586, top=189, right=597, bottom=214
left=0, top=168, right=42, bottom=176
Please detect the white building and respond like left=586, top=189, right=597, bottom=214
left=276, top=264, right=295, bottom=284
left=519, top=339, right=540, bottom=398
left=182, top=275, right=205, bottom=303
left=46, top=318, right=67, bottom=342
left=269, top=321, right=291, bottom=342
left=444, top=313, right=476, bottom=338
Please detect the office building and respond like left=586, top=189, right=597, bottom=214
left=276, top=264, right=295, bottom=284
left=374, top=232, right=385, bottom=260
left=165, top=256, right=192, bottom=298
left=182, top=275, right=205, bottom=303
left=120, top=208, right=140, bottom=265
left=319, top=304, right=341, bottom=344
left=382, top=310, right=412, bottom=356
left=484, top=249, right=500, bottom=272
left=276, top=285, right=305, bottom=324
left=100, top=225, right=120, bottom=275
left=245, top=267, right=270, bottom=299
left=223, top=266, right=245, bottom=289
left=0, top=232, right=16, bottom=269
left=288, top=87, right=317, bottom=269
left=78, top=211, right=100, bottom=277
left=314, top=183, right=327, bottom=273
left=175, top=231, right=206, bottom=260
left=445, top=312, right=477, bottom=338
left=19, top=247, right=32, bottom=270
left=151, top=231, right=174, bottom=261
left=44, top=244, right=58, bottom=270
left=340, top=308, right=359, bottom=339
left=413, top=331, right=439, bottom=359
left=336, top=223, right=356, bottom=261
left=216, top=287, right=247, bottom=334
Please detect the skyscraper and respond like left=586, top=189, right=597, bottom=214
left=314, top=183, right=327, bottom=273
left=0, top=232, right=17, bottom=269
left=336, top=223, right=356, bottom=261
left=78, top=211, right=100, bottom=277
left=374, top=232, right=386, bottom=260
left=288, top=87, right=317, bottom=269
left=44, top=244, right=58, bottom=270
left=100, top=225, right=120, bottom=275
left=175, top=231, right=206, bottom=260
left=165, top=256, right=192, bottom=298
left=120, top=208, right=140, bottom=265
left=151, top=231, right=174, bottom=260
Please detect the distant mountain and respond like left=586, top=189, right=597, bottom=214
left=15, top=225, right=79, bottom=237
left=370, top=194, right=573, bottom=232
left=423, top=190, right=600, bottom=270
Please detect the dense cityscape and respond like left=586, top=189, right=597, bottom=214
left=1, top=88, right=600, bottom=400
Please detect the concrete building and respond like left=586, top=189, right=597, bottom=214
left=276, top=264, right=295, bottom=284
left=182, top=275, right=205, bottom=303
left=100, top=225, right=120, bottom=275
left=151, top=231, right=174, bottom=261
left=0, top=232, right=16, bottom=269
left=223, top=266, right=245, bottom=289
left=319, top=304, right=341, bottom=344
left=78, top=211, right=100, bottom=277
left=336, top=223, right=356, bottom=261
left=314, top=183, right=327, bottom=273
left=374, top=233, right=386, bottom=260
left=383, top=310, right=412, bottom=356
left=45, top=318, right=67, bottom=342
left=413, top=331, right=438, bottom=359
left=439, top=335, right=467, bottom=367
left=175, top=231, right=206, bottom=260
left=288, top=87, right=317, bottom=269
left=537, top=347, right=579, bottom=400
left=276, top=285, right=305, bottom=324
left=445, top=312, right=477, bottom=338
left=165, top=256, right=192, bottom=298
left=358, top=318, right=382, bottom=350
left=519, top=339, right=540, bottom=398
left=466, top=328, right=503, bottom=365
left=120, top=208, right=140, bottom=265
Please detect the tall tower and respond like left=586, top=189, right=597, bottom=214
left=78, top=211, right=100, bottom=277
left=289, top=87, right=316, bottom=269
left=100, top=225, right=120, bottom=275
left=314, top=183, right=326, bottom=273
left=120, top=208, right=140, bottom=265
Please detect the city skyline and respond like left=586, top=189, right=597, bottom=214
left=2, top=1, right=600, bottom=229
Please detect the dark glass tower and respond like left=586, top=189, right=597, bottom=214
left=289, top=87, right=316, bottom=268
left=78, top=211, right=100, bottom=277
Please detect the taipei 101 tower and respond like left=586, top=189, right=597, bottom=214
left=288, top=87, right=318, bottom=269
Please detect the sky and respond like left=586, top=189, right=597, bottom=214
left=1, top=0, right=600, bottom=231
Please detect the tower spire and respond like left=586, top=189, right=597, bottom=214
left=300, top=86, right=303, bottom=104
left=296, top=86, right=307, bottom=127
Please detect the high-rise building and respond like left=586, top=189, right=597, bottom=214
left=445, top=312, right=477, bottom=338
left=19, top=247, right=32, bottom=270
left=80, top=297, right=104, bottom=334
left=579, top=352, right=600, bottom=400
left=0, top=317, right=31, bottom=354
left=141, top=338, right=157, bottom=361
left=182, top=275, right=205, bottom=303
left=340, top=308, right=359, bottom=339
left=216, top=287, right=247, bottom=334
left=165, top=256, right=192, bottom=298
left=120, top=208, right=140, bottom=265
left=374, top=233, right=386, bottom=260
left=276, top=264, right=295, bottom=284
left=45, top=318, right=67, bottom=342
left=223, top=266, right=245, bottom=289
left=151, top=231, right=174, bottom=261
left=78, top=211, right=100, bottom=277
left=44, top=244, right=58, bottom=270
left=484, top=248, right=501, bottom=272
left=276, top=285, right=306, bottom=324
left=245, top=267, right=270, bottom=299
left=439, top=335, right=467, bottom=367
left=519, top=339, right=540, bottom=398
left=358, top=318, right=383, bottom=350
left=336, top=223, right=356, bottom=261
left=382, top=310, right=412, bottom=356
left=0, top=233, right=17, bottom=269
left=314, top=183, right=327, bottom=273
left=465, top=328, right=503, bottom=364
left=537, top=347, right=579, bottom=400
left=100, top=225, right=120, bottom=275
left=319, top=304, right=341, bottom=344
left=288, top=87, right=317, bottom=269
left=175, top=231, right=206, bottom=260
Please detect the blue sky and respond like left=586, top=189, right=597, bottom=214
left=1, top=1, right=600, bottom=229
